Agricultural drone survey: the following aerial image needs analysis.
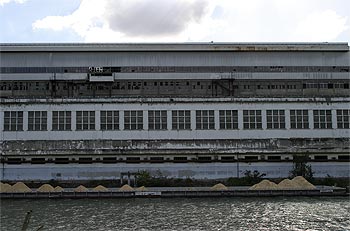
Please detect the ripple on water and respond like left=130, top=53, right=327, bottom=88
left=0, top=197, right=349, bottom=231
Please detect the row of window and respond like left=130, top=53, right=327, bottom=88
left=3, top=109, right=349, bottom=132
left=3, top=154, right=350, bottom=165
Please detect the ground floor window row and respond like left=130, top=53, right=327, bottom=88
left=3, top=109, right=350, bottom=131
left=3, top=154, right=349, bottom=164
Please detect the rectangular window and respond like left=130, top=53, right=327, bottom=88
left=28, top=111, right=47, bottom=131
left=148, top=110, right=167, bottom=130
left=52, top=111, right=71, bottom=131
left=219, top=110, right=238, bottom=129
left=172, top=110, right=191, bottom=130
left=266, top=110, right=285, bottom=129
left=290, top=110, right=309, bottom=129
left=243, top=110, right=262, bottom=129
left=100, top=111, right=119, bottom=130
left=196, top=110, right=215, bottom=130
left=313, top=110, right=332, bottom=129
left=337, top=109, right=349, bottom=129
left=124, top=110, right=143, bottom=130
left=4, top=111, right=23, bottom=131
left=76, top=111, right=95, bottom=130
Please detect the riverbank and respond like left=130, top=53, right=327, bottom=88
left=0, top=186, right=347, bottom=199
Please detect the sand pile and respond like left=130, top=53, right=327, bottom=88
left=277, top=179, right=295, bottom=190
left=119, top=184, right=134, bottom=191
left=210, top=183, right=228, bottom=191
left=74, top=185, right=89, bottom=192
left=8, top=182, right=32, bottom=193
left=291, top=176, right=316, bottom=190
left=54, top=186, right=64, bottom=192
left=136, top=186, right=148, bottom=191
left=249, top=180, right=278, bottom=190
left=277, top=177, right=316, bottom=190
left=0, top=182, right=12, bottom=192
left=37, top=184, right=54, bottom=192
left=92, top=185, right=109, bottom=192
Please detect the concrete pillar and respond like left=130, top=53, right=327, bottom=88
left=238, top=110, right=244, bottom=130
left=261, top=109, right=267, bottom=130
left=214, top=110, right=220, bottom=130
left=331, top=109, right=337, bottom=129
left=285, top=109, right=291, bottom=129
left=95, top=110, right=100, bottom=131
left=143, top=110, right=148, bottom=130
left=71, top=111, right=76, bottom=131
left=167, top=110, right=172, bottom=130
left=190, top=110, right=195, bottom=130
left=120, top=111, right=124, bottom=130
left=47, top=110, right=52, bottom=131
left=23, top=110, right=28, bottom=131
left=309, top=110, right=314, bottom=129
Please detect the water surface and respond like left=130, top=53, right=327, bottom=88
left=1, top=197, right=349, bottom=231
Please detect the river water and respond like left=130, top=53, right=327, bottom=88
left=1, top=197, right=349, bottom=231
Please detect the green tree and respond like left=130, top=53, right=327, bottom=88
left=290, top=154, right=314, bottom=180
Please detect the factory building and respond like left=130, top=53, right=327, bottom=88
left=0, top=43, right=349, bottom=180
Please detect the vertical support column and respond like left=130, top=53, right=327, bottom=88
left=119, top=111, right=124, bottom=130
left=23, top=110, right=28, bottom=131
left=331, top=109, right=337, bottom=129
left=309, top=110, right=314, bottom=129
left=167, top=110, right=172, bottom=130
left=261, top=109, right=267, bottom=130
left=47, top=110, right=52, bottom=131
left=71, top=111, right=76, bottom=131
left=238, top=110, right=244, bottom=130
left=143, top=110, right=148, bottom=130
left=95, top=110, right=100, bottom=131
left=214, top=110, right=220, bottom=130
left=285, top=109, right=291, bottom=129
left=0, top=111, right=3, bottom=132
left=191, top=110, right=196, bottom=130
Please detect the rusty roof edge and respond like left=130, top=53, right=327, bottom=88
left=0, top=42, right=349, bottom=52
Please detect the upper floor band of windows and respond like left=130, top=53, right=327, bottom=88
left=1, top=65, right=349, bottom=74
left=3, top=109, right=349, bottom=132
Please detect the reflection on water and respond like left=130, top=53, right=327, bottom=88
left=1, top=197, right=349, bottom=231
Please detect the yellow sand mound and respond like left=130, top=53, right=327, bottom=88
left=8, top=182, right=32, bottom=193
left=210, top=183, right=228, bottom=191
left=119, top=184, right=134, bottom=191
left=277, top=179, right=295, bottom=190
left=0, top=183, right=12, bottom=192
left=37, top=184, right=55, bottom=192
left=291, top=176, right=316, bottom=190
left=74, top=185, right=88, bottom=192
left=136, top=186, right=148, bottom=191
left=54, top=186, right=64, bottom=192
left=92, top=185, right=109, bottom=192
left=249, top=180, right=278, bottom=190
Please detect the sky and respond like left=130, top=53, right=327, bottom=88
left=0, top=0, right=349, bottom=43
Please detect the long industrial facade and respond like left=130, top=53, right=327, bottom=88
left=0, top=43, right=349, bottom=180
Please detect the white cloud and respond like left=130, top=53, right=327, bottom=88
left=0, top=0, right=26, bottom=6
left=293, top=10, right=348, bottom=41
left=32, top=0, right=350, bottom=42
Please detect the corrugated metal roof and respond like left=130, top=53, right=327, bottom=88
left=0, top=42, right=348, bottom=52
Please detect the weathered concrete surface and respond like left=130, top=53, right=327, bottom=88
left=1, top=138, right=349, bottom=156
left=0, top=162, right=349, bottom=181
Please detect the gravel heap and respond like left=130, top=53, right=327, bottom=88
left=0, top=182, right=12, bottom=192
left=119, top=184, right=134, bottom=191
left=8, top=182, right=32, bottom=193
left=92, top=185, right=109, bottom=192
left=37, top=184, right=55, bottom=192
left=74, top=185, right=89, bottom=192
left=210, top=183, right=228, bottom=191
left=249, top=180, right=278, bottom=190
